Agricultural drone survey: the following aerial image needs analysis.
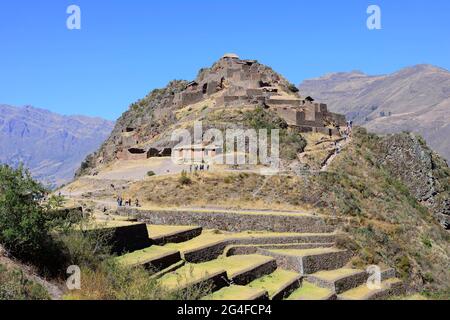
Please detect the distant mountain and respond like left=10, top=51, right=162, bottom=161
left=0, top=105, right=114, bottom=187
left=298, top=64, right=450, bottom=162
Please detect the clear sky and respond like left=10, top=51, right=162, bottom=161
left=1, top=0, right=449, bottom=120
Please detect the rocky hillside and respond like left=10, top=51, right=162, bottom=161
left=298, top=65, right=450, bottom=162
left=69, top=128, right=450, bottom=294
left=0, top=105, right=114, bottom=187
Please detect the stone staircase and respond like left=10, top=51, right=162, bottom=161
left=96, top=210, right=404, bottom=300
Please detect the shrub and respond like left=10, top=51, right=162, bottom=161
left=47, top=194, right=66, bottom=210
left=0, top=165, right=51, bottom=261
left=421, top=236, right=432, bottom=249
left=147, top=171, right=156, bottom=177
left=244, top=107, right=288, bottom=131
left=0, top=264, right=50, bottom=300
left=223, top=176, right=232, bottom=184
left=287, top=83, right=300, bottom=93
left=66, top=259, right=211, bottom=300
left=57, top=223, right=113, bottom=270
left=178, top=170, right=192, bottom=185
left=0, top=165, right=81, bottom=275
left=423, top=272, right=434, bottom=284
left=396, top=255, right=412, bottom=279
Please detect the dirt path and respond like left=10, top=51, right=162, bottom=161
left=0, top=247, right=64, bottom=300
left=320, top=137, right=351, bottom=172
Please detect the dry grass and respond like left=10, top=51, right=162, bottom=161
left=124, top=171, right=316, bottom=211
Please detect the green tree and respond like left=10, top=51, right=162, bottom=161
left=0, top=165, right=51, bottom=261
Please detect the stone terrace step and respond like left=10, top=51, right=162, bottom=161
left=248, top=269, right=302, bottom=300
left=212, top=255, right=278, bottom=285
left=147, top=225, right=202, bottom=245
left=225, top=243, right=335, bottom=257
left=202, top=285, right=268, bottom=301
left=337, top=278, right=404, bottom=300
left=164, top=230, right=337, bottom=263
left=158, top=265, right=228, bottom=294
left=115, top=245, right=181, bottom=272
left=121, top=207, right=334, bottom=233
left=259, top=248, right=352, bottom=275
left=165, top=231, right=228, bottom=263
left=306, top=268, right=367, bottom=294
left=151, top=260, right=185, bottom=279
left=159, top=254, right=277, bottom=293
left=286, top=281, right=336, bottom=300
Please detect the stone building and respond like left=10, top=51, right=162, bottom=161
left=173, top=53, right=346, bottom=134
left=173, top=144, right=221, bottom=164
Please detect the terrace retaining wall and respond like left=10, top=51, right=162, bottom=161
left=119, top=208, right=332, bottom=233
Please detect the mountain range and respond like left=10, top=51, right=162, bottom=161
left=298, top=64, right=450, bottom=163
left=0, top=104, right=114, bottom=187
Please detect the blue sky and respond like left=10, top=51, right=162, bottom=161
left=1, top=0, right=449, bottom=120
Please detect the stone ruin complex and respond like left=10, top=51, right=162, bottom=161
left=117, top=54, right=347, bottom=161
left=174, top=53, right=346, bottom=132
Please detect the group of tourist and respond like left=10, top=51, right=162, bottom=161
left=189, top=163, right=210, bottom=172
left=334, top=121, right=354, bottom=155
left=344, top=120, right=353, bottom=138
left=117, top=196, right=140, bottom=208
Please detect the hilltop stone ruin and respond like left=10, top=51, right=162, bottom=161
left=175, top=53, right=346, bottom=133
left=83, top=54, right=347, bottom=166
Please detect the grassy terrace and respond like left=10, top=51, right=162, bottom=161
left=286, top=281, right=333, bottom=300
left=115, top=246, right=178, bottom=267
left=338, top=278, right=402, bottom=300
left=163, top=230, right=329, bottom=253
left=248, top=269, right=300, bottom=298
left=158, top=255, right=274, bottom=290
left=310, top=268, right=363, bottom=281
left=203, top=285, right=266, bottom=300
left=87, top=219, right=201, bottom=237
left=267, top=247, right=342, bottom=257
left=147, top=225, right=199, bottom=239
left=158, top=264, right=224, bottom=290
left=163, top=230, right=228, bottom=252
left=80, top=220, right=141, bottom=230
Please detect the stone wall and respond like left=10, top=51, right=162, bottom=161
left=117, top=148, right=148, bottom=161
left=328, top=112, right=347, bottom=127
left=259, top=249, right=351, bottom=275
left=85, top=223, right=151, bottom=254
left=152, top=227, right=203, bottom=246
left=119, top=208, right=333, bottom=233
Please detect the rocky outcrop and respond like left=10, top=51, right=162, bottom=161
left=376, top=132, right=450, bottom=228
